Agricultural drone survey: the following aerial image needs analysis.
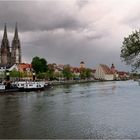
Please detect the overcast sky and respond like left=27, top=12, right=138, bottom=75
left=0, top=0, right=139, bottom=71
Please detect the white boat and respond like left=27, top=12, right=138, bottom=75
left=0, top=84, right=5, bottom=92
left=0, top=83, right=19, bottom=93
left=14, top=81, right=46, bottom=91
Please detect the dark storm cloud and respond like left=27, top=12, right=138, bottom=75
left=21, top=29, right=117, bottom=69
left=0, top=0, right=137, bottom=71
left=0, top=1, right=85, bottom=32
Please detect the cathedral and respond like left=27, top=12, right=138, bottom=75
left=0, top=23, right=21, bottom=65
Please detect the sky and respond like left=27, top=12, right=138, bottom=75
left=0, top=0, right=140, bottom=71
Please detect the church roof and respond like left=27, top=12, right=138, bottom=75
left=100, top=64, right=114, bottom=74
left=18, top=63, right=32, bottom=69
left=0, top=64, right=15, bottom=69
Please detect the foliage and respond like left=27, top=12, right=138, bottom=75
left=21, top=72, right=29, bottom=78
left=53, top=72, right=63, bottom=80
left=80, top=68, right=86, bottom=79
left=62, top=65, right=72, bottom=80
left=47, top=64, right=55, bottom=80
left=40, top=58, right=47, bottom=72
left=31, top=56, right=47, bottom=74
left=120, top=30, right=140, bottom=70
left=80, top=68, right=92, bottom=79
left=85, top=68, right=92, bottom=78
left=30, top=56, right=93, bottom=80
left=130, top=72, right=140, bottom=79
left=10, top=70, right=22, bottom=77
left=0, top=71, right=5, bottom=79
left=37, top=72, right=47, bottom=80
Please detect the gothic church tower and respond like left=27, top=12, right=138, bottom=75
left=11, top=23, right=21, bottom=64
left=1, top=23, right=11, bottom=65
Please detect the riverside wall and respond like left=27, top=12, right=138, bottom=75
left=49, top=79, right=100, bottom=86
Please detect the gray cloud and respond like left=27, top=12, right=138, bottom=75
left=0, top=1, right=85, bottom=32
left=76, top=0, right=90, bottom=9
left=122, top=12, right=140, bottom=29
left=0, top=0, right=137, bottom=71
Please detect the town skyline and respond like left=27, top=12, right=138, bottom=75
left=0, top=0, right=139, bottom=71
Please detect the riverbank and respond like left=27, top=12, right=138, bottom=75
left=49, top=79, right=97, bottom=86
left=49, top=79, right=130, bottom=86
left=49, top=79, right=127, bottom=86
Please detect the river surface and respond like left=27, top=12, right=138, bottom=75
left=0, top=80, right=140, bottom=139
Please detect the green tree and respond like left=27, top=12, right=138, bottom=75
left=62, top=65, right=72, bottom=80
left=47, top=64, right=55, bottom=80
left=86, top=68, right=92, bottom=79
left=80, top=68, right=86, bottom=79
left=53, top=72, right=63, bottom=80
left=37, top=72, right=47, bottom=80
left=40, top=58, right=47, bottom=72
left=80, top=68, right=92, bottom=79
left=120, top=30, right=140, bottom=70
left=31, top=56, right=48, bottom=74
left=10, top=70, right=21, bottom=78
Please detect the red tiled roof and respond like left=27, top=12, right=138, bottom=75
left=18, top=63, right=32, bottom=70
left=117, top=71, right=128, bottom=75
left=72, top=67, right=80, bottom=73
left=100, top=64, right=114, bottom=74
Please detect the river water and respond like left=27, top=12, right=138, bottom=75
left=0, top=80, right=140, bottom=139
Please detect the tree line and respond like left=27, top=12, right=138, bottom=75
left=31, top=56, right=93, bottom=80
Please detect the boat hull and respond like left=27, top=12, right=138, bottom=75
left=0, top=88, right=19, bottom=93
left=18, top=87, right=45, bottom=92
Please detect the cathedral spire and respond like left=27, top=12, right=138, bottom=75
left=14, top=22, right=18, bottom=39
left=3, top=23, right=8, bottom=40
left=11, top=22, right=21, bottom=64
left=1, top=23, right=10, bottom=65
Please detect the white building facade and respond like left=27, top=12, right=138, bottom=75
left=94, top=64, right=114, bottom=81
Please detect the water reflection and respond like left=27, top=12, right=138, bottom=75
left=100, top=84, right=116, bottom=96
left=0, top=95, right=23, bottom=138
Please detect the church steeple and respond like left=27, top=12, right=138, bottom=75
left=111, top=63, right=115, bottom=73
left=13, top=22, right=18, bottom=40
left=1, top=23, right=11, bottom=65
left=3, top=23, right=8, bottom=40
left=11, top=23, right=21, bottom=64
